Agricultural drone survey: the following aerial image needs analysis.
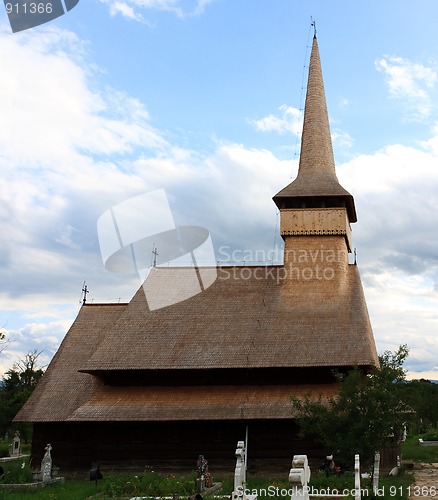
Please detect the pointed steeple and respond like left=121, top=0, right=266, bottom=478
left=274, top=35, right=357, bottom=223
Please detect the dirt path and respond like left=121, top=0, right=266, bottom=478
left=408, top=463, right=438, bottom=499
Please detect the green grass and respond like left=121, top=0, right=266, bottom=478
left=401, top=434, right=438, bottom=462
left=372, top=473, right=414, bottom=500
left=0, top=470, right=197, bottom=499
left=0, top=468, right=415, bottom=499
left=101, top=471, right=196, bottom=498
left=0, top=479, right=98, bottom=499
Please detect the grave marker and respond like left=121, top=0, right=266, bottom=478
left=231, top=440, right=257, bottom=500
left=41, top=443, right=53, bottom=482
left=10, top=431, right=21, bottom=457
left=372, top=452, right=380, bottom=492
left=289, top=455, right=311, bottom=500
left=354, top=454, right=361, bottom=500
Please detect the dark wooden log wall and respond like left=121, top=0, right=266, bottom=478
left=32, top=420, right=326, bottom=474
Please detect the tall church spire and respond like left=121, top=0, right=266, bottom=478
left=274, top=35, right=357, bottom=223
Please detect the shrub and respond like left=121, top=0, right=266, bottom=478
left=0, top=459, right=33, bottom=484
left=421, top=431, right=438, bottom=441
left=0, top=440, right=10, bottom=458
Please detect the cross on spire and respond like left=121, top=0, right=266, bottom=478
left=82, top=282, right=89, bottom=305
left=311, top=17, right=317, bottom=38
left=152, top=245, right=159, bottom=267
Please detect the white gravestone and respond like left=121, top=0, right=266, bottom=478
left=10, top=431, right=21, bottom=457
left=234, top=441, right=246, bottom=491
left=372, top=452, right=380, bottom=492
left=231, top=441, right=257, bottom=500
left=354, top=454, right=361, bottom=500
left=289, top=455, right=311, bottom=500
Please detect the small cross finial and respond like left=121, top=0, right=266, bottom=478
left=152, top=244, right=159, bottom=267
left=82, top=282, right=89, bottom=305
left=311, top=17, right=317, bottom=38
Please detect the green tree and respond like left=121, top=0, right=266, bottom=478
left=398, top=379, right=438, bottom=432
left=291, top=345, right=409, bottom=466
left=0, top=350, right=45, bottom=441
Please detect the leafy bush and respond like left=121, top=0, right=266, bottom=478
left=421, top=431, right=438, bottom=441
left=0, top=439, right=10, bottom=458
left=292, top=345, right=410, bottom=465
left=0, top=459, right=33, bottom=484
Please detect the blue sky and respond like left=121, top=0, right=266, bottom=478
left=1, top=0, right=438, bottom=379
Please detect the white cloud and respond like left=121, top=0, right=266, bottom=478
left=108, top=1, right=149, bottom=23
left=0, top=29, right=167, bottom=174
left=100, top=0, right=213, bottom=21
left=336, top=134, right=438, bottom=376
left=375, top=55, right=437, bottom=118
left=0, top=320, right=74, bottom=375
left=376, top=56, right=436, bottom=99
left=332, top=129, right=353, bottom=148
left=406, top=369, right=438, bottom=381
left=420, top=121, right=438, bottom=155
left=337, top=142, right=438, bottom=195
left=252, top=106, right=351, bottom=150
left=250, top=105, right=301, bottom=135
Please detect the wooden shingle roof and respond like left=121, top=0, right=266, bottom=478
left=15, top=262, right=378, bottom=423
left=14, top=304, right=127, bottom=422
left=81, top=264, right=378, bottom=372
left=66, top=384, right=339, bottom=421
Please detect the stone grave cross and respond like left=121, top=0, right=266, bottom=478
left=289, top=455, right=311, bottom=500
left=231, top=440, right=257, bottom=500
left=41, top=443, right=53, bottom=483
left=234, top=441, right=246, bottom=491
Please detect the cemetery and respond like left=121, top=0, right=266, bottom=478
left=0, top=432, right=436, bottom=499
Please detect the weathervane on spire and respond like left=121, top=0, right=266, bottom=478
left=311, top=17, right=317, bottom=38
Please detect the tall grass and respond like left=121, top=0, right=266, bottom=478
left=0, top=479, right=97, bottom=499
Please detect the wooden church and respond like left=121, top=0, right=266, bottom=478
left=16, top=35, right=379, bottom=471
